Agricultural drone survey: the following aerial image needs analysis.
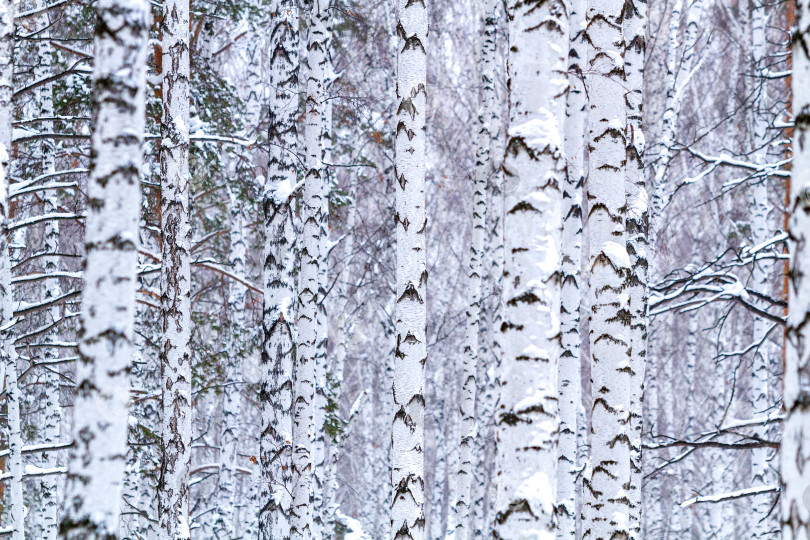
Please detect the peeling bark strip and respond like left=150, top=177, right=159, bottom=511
left=557, top=0, right=586, bottom=536
left=258, top=2, right=298, bottom=539
left=158, top=0, right=192, bottom=532
left=783, top=1, right=810, bottom=537
left=59, top=0, right=148, bottom=535
left=391, top=0, right=428, bottom=534
left=582, top=0, right=632, bottom=537
left=623, top=0, right=647, bottom=537
left=0, top=0, right=23, bottom=537
left=494, top=0, right=567, bottom=537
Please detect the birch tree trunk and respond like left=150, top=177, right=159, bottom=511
left=33, top=2, right=61, bottom=536
left=623, top=0, right=647, bottom=536
left=749, top=1, right=775, bottom=536
left=391, top=0, right=428, bottom=534
left=455, top=0, right=493, bottom=535
left=493, top=0, right=567, bottom=536
left=259, top=3, right=299, bottom=538
left=0, top=0, right=22, bottom=534
left=557, top=0, right=586, bottom=535
left=291, top=1, right=330, bottom=536
left=582, top=0, right=632, bottom=537
left=158, top=0, right=192, bottom=531
left=59, top=0, right=148, bottom=535
left=215, top=186, right=247, bottom=538
left=783, top=0, right=810, bottom=537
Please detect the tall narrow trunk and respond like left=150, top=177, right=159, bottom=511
left=33, top=1, right=61, bottom=536
left=292, top=1, right=329, bottom=537
left=456, top=1, right=493, bottom=536
left=391, top=0, right=428, bottom=534
left=259, top=2, right=299, bottom=539
left=749, top=1, right=775, bottom=536
left=0, top=1, right=22, bottom=535
left=582, top=0, right=631, bottom=537
left=493, top=0, right=567, bottom=537
left=623, top=0, right=647, bottom=536
left=557, top=0, right=586, bottom=535
left=158, top=0, right=192, bottom=531
left=216, top=186, right=247, bottom=538
left=59, top=0, right=148, bottom=536
left=783, top=0, right=810, bottom=537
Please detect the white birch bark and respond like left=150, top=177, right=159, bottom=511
left=455, top=1, right=493, bottom=535
left=494, top=0, right=567, bottom=536
left=158, top=0, right=192, bottom=531
left=623, top=0, right=647, bottom=536
left=582, top=0, right=632, bottom=537
left=391, top=0, right=428, bottom=533
left=783, top=0, right=810, bottom=537
left=749, top=2, right=775, bottom=536
left=33, top=2, right=61, bottom=535
left=557, top=0, right=586, bottom=535
left=258, top=3, right=298, bottom=539
left=0, top=0, right=22, bottom=533
left=60, top=0, right=148, bottom=535
left=215, top=186, right=247, bottom=538
left=292, top=1, right=328, bottom=536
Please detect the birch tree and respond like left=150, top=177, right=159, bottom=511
left=455, top=0, right=492, bottom=534
left=623, top=0, right=647, bottom=535
left=159, top=0, right=192, bottom=531
left=0, top=0, right=22, bottom=533
left=783, top=0, right=810, bottom=536
left=59, top=0, right=148, bottom=535
left=258, top=2, right=299, bottom=538
left=582, top=0, right=632, bottom=537
left=493, top=0, right=567, bottom=537
left=557, top=0, right=586, bottom=535
left=391, top=0, right=428, bottom=533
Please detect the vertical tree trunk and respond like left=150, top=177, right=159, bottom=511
left=557, top=0, right=586, bottom=535
left=59, top=0, right=148, bottom=536
left=292, top=1, right=329, bottom=537
left=259, top=2, right=299, bottom=539
left=158, top=0, right=192, bottom=531
left=216, top=186, right=247, bottom=538
left=456, top=0, right=493, bottom=536
left=749, top=1, right=775, bottom=536
left=623, top=0, right=647, bottom=536
left=391, top=0, right=428, bottom=533
left=0, top=1, right=22, bottom=535
left=494, top=0, right=567, bottom=537
left=33, top=2, right=61, bottom=536
left=582, top=0, right=631, bottom=537
left=783, top=0, right=810, bottom=537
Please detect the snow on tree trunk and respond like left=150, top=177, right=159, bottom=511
left=623, top=0, right=647, bottom=536
left=582, top=0, right=632, bottom=537
left=158, top=0, right=192, bottom=531
left=783, top=0, right=810, bottom=537
left=0, top=1, right=22, bottom=534
left=493, top=0, right=567, bottom=536
left=259, top=2, right=299, bottom=538
left=455, top=0, right=493, bottom=535
left=557, top=0, right=586, bottom=535
left=59, top=0, right=148, bottom=535
left=32, top=2, right=62, bottom=536
left=749, top=1, right=776, bottom=536
left=390, top=0, right=428, bottom=533
left=215, top=186, right=247, bottom=537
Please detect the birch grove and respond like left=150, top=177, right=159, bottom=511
left=0, top=0, right=802, bottom=537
